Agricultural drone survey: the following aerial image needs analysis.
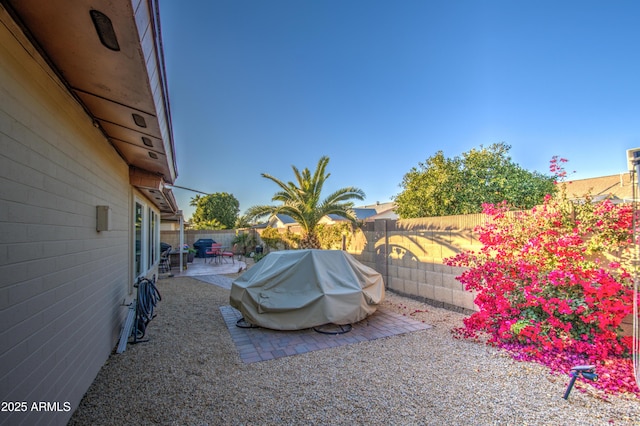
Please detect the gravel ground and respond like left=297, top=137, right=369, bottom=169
left=69, top=275, right=640, bottom=426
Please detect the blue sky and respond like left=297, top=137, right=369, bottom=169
left=158, top=0, right=640, bottom=219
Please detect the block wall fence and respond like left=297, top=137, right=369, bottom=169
left=161, top=216, right=636, bottom=333
left=161, top=214, right=485, bottom=314
left=349, top=216, right=633, bottom=334
left=349, top=216, right=483, bottom=314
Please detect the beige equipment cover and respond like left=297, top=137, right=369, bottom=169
left=230, top=249, right=385, bottom=330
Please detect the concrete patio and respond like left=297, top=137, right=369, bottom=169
left=162, top=255, right=249, bottom=278
left=158, top=254, right=431, bottom=364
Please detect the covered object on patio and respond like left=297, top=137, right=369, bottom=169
left=230, top=249, right=385, bottom=330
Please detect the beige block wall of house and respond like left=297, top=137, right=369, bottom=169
left=0, top=10, right=133, bottom=425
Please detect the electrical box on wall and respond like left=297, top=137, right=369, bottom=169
left=96, top=205, right=111, bottom=232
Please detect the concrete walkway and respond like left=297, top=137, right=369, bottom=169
left=162, top=255, right=248, bottom=278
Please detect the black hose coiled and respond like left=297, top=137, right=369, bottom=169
left=134, top=276, right=161, bottom=339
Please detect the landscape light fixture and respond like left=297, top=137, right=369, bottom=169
left=563, top=365, right=598, bottom=400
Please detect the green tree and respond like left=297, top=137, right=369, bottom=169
left=393, top=143, right=556, bottom=218
left=235, top=214, right=253, bottom=229
left=189, top=192, right=239, bottom=229
left=245, top=156, right=365, bottom=249
left=316, top=222, right=354, bottom=250
left=231, top=230, right=257, bottom=255
left=259, top=227, right=283, bottom=251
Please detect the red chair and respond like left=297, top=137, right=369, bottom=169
left=220, top=248, right=234, bottom=264
left=205, top=243, right=222, bottom=263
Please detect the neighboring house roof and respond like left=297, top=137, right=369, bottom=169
left=353, top=208, right=378, bottom=220
left=365, top=207, right=398, bottom=221
left=359, top=201, right=396, bottom=214
left=324, top=208, right=378, bottom=223
left=565, top=172, right=634, bottom=203
left=265, top=214, right=298, bottom=228
left=262, top=209, right=382, bottom=229
left=265, top=206, right=398, bottom=229
left=276, top=214, right=297, bottom=224
left=6, top=0, right=178, bottom=214
left=357, top=202, right=398, bottom=221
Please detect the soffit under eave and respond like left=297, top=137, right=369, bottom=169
left=129, top=167, right=177, bottom=214
left=5, top=0, right=178, bottom=184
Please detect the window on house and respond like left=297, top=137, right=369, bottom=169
left=135, top=202, right=143, bottom=277
left=147, top=207, right=159, bottom=270
left=134, top=198, right=160, bottom=279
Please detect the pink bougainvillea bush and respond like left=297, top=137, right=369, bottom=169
left=445, top=158, right=639, bottom=396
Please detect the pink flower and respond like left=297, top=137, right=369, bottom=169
left=445, top=160, right=638, bottom=395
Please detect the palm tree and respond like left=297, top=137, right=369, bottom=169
left=246, top=156, right=365, bottom=249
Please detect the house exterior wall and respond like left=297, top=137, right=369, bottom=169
left=0, top=10, right=142, bottom=425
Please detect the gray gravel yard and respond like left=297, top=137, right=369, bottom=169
left=68, top=276, right=640, bottom=425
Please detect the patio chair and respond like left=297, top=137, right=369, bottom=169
left=220, top=247, right=235, bottom=264
left=205, top=243, right=222, bottom=263
left=159, top=247, right=171, bottom=273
